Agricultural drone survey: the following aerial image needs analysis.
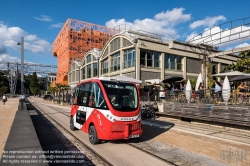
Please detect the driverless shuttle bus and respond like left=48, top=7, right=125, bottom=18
left=70, top=76, right=142, bottom=144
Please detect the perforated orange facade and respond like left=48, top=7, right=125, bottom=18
left=52, top=19, right=114, bottom=84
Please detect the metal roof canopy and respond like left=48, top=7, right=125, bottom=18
left=169, top=17, right=250, bottom=58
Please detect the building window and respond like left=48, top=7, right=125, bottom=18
left=87, top=64, right=91, bottom=78
left=147, top=51, right=153, bottom=67
left=82, top=67, right=85, bottom=79
left=102, top=59, right=108, bottom=74
left=87, top=55, right=91, bottom=63
left=164, top=54, right=183, bottom=71
left=170, top=55, right=175, bottom=69
left=93, top=63, right=98, bottom=77
left=110, top=52, right=120, bottom=72
left=93, top=55, right=97, bottom=61
left=123, top=49, right=135, bottom=69
left=176, top=56, right=182, bottom=70
left=140, top=50, right=160, bottom=68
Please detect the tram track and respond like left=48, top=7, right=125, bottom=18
left=29, top=99, right=176, bottom=166
left=125, top=141, right=177, bottom=166
left=29, top=99, right=113, bottom=166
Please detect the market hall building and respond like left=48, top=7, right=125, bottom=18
left=67, top=28, right=238, bottom=87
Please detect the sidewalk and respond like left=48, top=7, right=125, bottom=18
left=0, top=98, right=19, bottom=159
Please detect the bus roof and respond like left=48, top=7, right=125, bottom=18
left=94, top=75, right=142, bottom=84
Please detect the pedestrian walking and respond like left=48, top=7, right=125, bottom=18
left=2, top=94, right=7, bottom=105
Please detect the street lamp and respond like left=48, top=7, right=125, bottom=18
left=17, top=37, right=24, bottom=110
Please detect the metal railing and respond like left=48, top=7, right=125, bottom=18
left=142, top=89, right=250, bottom=106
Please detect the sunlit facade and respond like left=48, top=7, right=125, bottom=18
left=68, top=30, right=239, bottom=87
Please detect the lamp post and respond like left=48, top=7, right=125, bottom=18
left=17, top=37, right=24, bottom=110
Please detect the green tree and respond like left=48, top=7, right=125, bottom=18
left=206, top=61, right=215, bottom=88
left=224, top=50, right=250, bottom=73
left=30, top=72, right=40, bottom=95
left=182, top=78, right=196, bottom=89
left=0, top=72, right=9, bottom=96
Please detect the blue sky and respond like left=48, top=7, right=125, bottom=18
left=0, top=0, right=250, bottom=66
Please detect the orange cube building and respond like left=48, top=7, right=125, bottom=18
left=52, top=19, right=114, bottom=84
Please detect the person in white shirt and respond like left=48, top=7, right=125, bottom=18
left=2, top=94, right=7, bottom=105
left=212, top=81, right=222, bottom=98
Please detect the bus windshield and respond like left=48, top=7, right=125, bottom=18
left=101, top=80, right=138, bottom=112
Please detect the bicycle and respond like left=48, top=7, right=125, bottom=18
left=140, top=102, right=157, bottom=119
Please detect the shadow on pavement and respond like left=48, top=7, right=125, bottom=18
left=26, top=102, right=93, bottom=166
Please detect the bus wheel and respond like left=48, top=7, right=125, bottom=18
left=89, top=125, right=99, bottom=145
left=70, top=117, right=77, bottom=131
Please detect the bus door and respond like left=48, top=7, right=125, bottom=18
left=85, top=82, right=108, bottom=130
left=74, top=82, right=91, bottom=130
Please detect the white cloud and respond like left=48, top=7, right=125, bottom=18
left=49, top=23, right=64, bottom=29
left=154, top=8, right=191, bottom=26
left=34, top=15, right=53, bottom=22
left=235, top=43, right=250, bottom=48
left=105, top=8, right=191, bottom=39
left=25, top=35, right=38, bottom=41
left=0, top=23, right=51, bottom=54
left=0, top=43, right=7, bottom=54
left=0, top=53, right=20, bottom=62
left=189, top=16, right=226, bottom=29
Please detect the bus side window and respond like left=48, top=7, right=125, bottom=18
left=90, top=82, right=107, bottom=109
left=77, top=83, right=91, bottom=106
left=73, top=86, right=80, bottom=105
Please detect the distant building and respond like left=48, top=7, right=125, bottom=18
left=38, top=74, right=56, bottom=91
left=52, top=19, right=115, bottom=84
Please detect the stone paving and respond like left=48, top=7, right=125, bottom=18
left=0, top=98, right=19, bottom=160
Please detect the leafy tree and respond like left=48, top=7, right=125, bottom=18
left=182, top=78, right=196, bottom=90
left=0, top=72, right=9, bottom=96
left=48, top=83, right=56, bottom=95
left=224, top=50, right=250, bottom=73
left=206, top=61, right=215, bottom=88
left=30, top=72, right=40, bottom=95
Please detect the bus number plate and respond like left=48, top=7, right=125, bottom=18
left=129, top=134, right=139, bottom=138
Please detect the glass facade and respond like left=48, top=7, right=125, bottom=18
left=82, top=67, right=85, bottom=79
left=164, top=54, right=183, bottom=71
left=140, top=50, right=160, bottom=68
left=110, top=52, right=120, bottom=72
left=87, top=55, right=91, bottom=63
left=93, top=63, right=98, bottom=77
left=102, top=59, right=108, bottom=74
left=87, top=64, right=91, bottom=78
left=123, top=49, right=135, bottom=69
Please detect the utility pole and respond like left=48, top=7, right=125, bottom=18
left=17, top=37, right=24, bottom=110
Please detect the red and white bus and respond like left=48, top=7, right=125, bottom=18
left=70, top=76, right=143, bottom=144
